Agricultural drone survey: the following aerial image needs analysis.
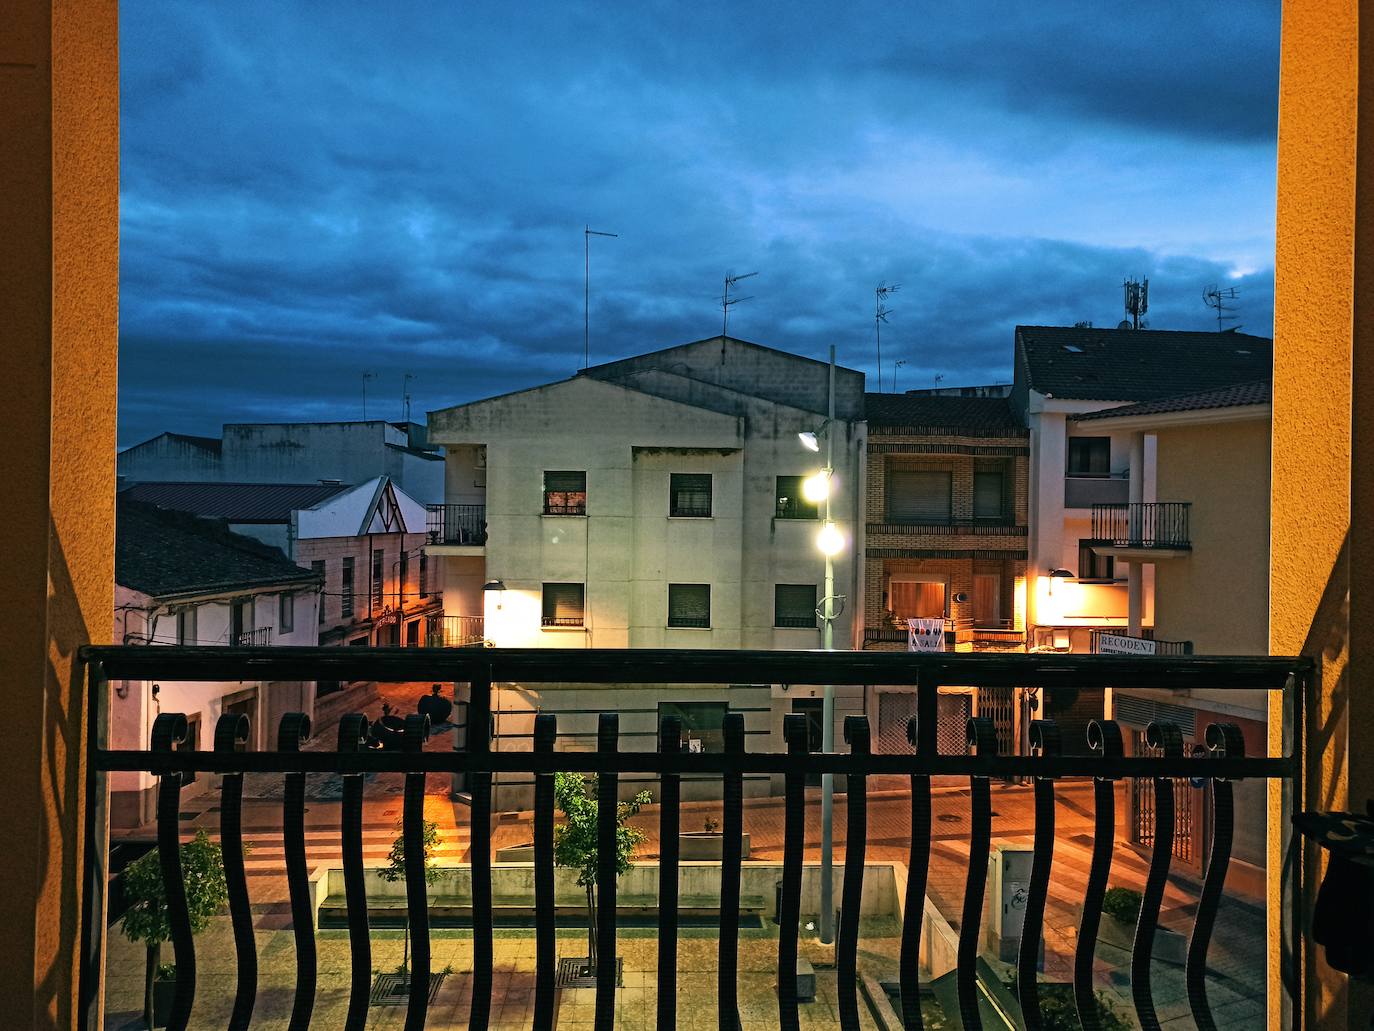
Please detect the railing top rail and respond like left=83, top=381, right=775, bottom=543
left=79, top=644, right=1310, bottom=689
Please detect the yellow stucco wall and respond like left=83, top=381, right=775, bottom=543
left=1271, top=0, right=1369, bottom=1026
left=0, top=1, right=119, bottom=1024
left=1154, top=418, right=1270, bottom=655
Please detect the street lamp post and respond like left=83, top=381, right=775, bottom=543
left=800, top=345, right=842, bottom=944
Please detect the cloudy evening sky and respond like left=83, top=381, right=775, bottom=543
left=118, top=2, right=1280, bottom=447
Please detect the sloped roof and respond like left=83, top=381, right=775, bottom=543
left=295, top=476, right=429, bottom=538
left=1074, top=380, right=1271, bottom=422
left=119, top=481, right=350, bottom=523
left=116, top=497, right=320, bottom=598
left=865, top=393, right=1027, bottom=435
left=1016, top=326, right=1273, bottom=401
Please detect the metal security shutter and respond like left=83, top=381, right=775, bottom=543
left=973, top=471, right=1004, bottom=519
left=667, top=584, right=710, bottom=628
left=887, top=470, right=952, bottom=523
left=936, top=692, right=972, bottom=755
left=670, top=473, right=712, bottom=517
left=876, top=692, right=917, bottom=753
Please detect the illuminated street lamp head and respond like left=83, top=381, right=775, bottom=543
left=802, top=470, right=831, bottom=502
left=816, top=522, right=845, bottom=557
left=798, top=430, right=821, bottom=453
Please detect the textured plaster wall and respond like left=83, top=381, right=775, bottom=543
left=1271, top=0, right=1368, bottom=1026
left=0, top=1, right=119, bottom=1023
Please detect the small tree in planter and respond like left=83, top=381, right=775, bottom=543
left=378, top=818, right=442, bottom=979
left=1101, top=886, right=1142, bottom=926
left=120, top=830, right=238, bottom=1029
left=553, top=771, right=651, bottom=976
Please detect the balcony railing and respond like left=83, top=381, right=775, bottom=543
left=77, top=647, right=1308, bottom=1030
left=232, top=627, right=271, bottom=647
left=867, top=521, right=1027, bottom=536
left=423, top=613, right=485, bottom=647
left=1091, top=629, right=1194, bottom=656
left=425, top=503, right=487, bottom=545
left=1090, top=502, right=1192, bottom=549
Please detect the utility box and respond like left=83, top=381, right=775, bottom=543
left=984, top=847, right=1035, bottom=964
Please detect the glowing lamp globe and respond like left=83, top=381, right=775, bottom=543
left=802, top=471, right=831, bottom=503
left=816, top=523, right=845, bottom=557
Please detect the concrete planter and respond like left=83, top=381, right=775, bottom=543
left=678, top=832, right=751, bottom=861
left=495, top=843, right=535, bottom=863
left=1098, top=912, right=1188, bottom=966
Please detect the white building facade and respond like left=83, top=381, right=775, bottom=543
left=427, top=336, right=866, bottom=804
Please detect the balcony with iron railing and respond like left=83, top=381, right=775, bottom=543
left=77, top=647, right=1307, bottom=1029
left=1090, top=502, right=1192, bottom=557
left=423, top=613, right=486, bottom=647
left=232, top=627, right=272, bottom=647
left=425, top=503, right=487, bottom=547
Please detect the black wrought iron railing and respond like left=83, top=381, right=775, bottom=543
left=1090, top=629, right=1194, bottom=656
left=1090, top=502, right=1191, bottom=549
left=425, top=503, right=487, bottom=545
left=77, top=647, right=1308, bottom=1031
left=423, top=613, right=486, bottom=647
left=232, top=627, right=271, bottom=647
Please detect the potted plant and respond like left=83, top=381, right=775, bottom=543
left=553, top=771, right=651, bottom=977
left=377, top=818, right=443, bottom=982
left=678, top=812, right=752, bottom=861
left=120, top=830, right=239, bottom=1029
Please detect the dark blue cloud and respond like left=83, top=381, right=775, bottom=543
left=118, top=1, right=1280, bottom=445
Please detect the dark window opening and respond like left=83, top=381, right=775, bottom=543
left=667, top=583, right=711, bottom=628
left=1079, top=540, right=1116, bottom=581
left=1068, top=437, right=1111, bottom=477
left=775, top=475, right=819, bottom=520
left=670, top=473, right=712, bottom=517
left=542, top=582, right=585, bottom=626
left=973, top=470, right=1005, bottom=520
left=545, top=470, right=587, bottom=515
left=775, top=583, right=818, bottom=628
left=341, top=557, right=355, bottom=618
left=659, top=701, right=729, bottom=753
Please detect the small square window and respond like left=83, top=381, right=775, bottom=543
left=775, top=476, right=819, bottom=520
left=667, top=583, right=711, bottom=628
left=670, top=473, right=712, bottom=518
left=774, top=584, right=818, bottom=628
left=544, top=471, right=587, bottom=515
left=542, top=582, right=585, bottom=626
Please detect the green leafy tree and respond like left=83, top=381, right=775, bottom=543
left=552, top=771, right=651, bottom=974
left=378, top=819, right=442, bottom=976
left=120, top=830, right=238, bottom=1029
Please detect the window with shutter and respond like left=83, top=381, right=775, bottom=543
left=667, top=583, right=711, bottom=627
left=973, top=471, right=1005, bottom=520
left=774, top=584, right=818, bottom=628
left=886, top=470, right=952, bottom=523
left=544, top=470, right=587, bottom=514
left=888, top=579, right=947, bottom=619
left=670, top=473, right=712, bottom=517
left=541, top=582, right=585, bottom=626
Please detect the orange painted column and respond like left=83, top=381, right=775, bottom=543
left=1270, top=0, right=1373, bottom=1027
left=0, top=1, right=120, bottom=1025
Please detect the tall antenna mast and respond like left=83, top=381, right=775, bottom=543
left=401, top=372, right=413, bottom=422
left=584, top=227, right=618, bottom=370
left=892, top=359, right=906, bottom=393
left=721, top=271, right=758, bottom=337
left=875, top=282, right=898, bottom=389
left=362, top=371, right=376, bottom=421
left=1123, top=277, right=1149, bottom=329
left=1203, top=284, right=1241, bottom=332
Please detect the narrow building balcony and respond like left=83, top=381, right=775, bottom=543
left=425, top=503, right=487, bottom=552
left=1065, top=473, right=1129, bottom=509
left=231, top=627, right=272, bottom=647
left=1089, top=502, right=1191, bottom=558
left=423, top=613, right=486, bottom=647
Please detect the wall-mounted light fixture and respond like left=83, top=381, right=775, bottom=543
left=1046, top=568, right=1074, bottom=597
left=483, top=579, right=507, bottom=611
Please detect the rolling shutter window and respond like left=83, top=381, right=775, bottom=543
left=887, top=470, right=952, bottom=523
left=667, top=584, right=711, bottom=627
left=973, top=471, right=1004, bottom=519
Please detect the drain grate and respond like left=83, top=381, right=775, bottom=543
left=370, top=972, right=446, bottom=1006
left=556, top=957, right=622, bottom=989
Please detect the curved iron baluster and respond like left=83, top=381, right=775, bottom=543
left=1188, top=723, right=1243, bottom=1031
left=899, top=714, right=929, bottom=1031
left=337, top=713, right=371, bottom=1031
left=838, top=716, right=870, bottom=1031
left=214, top=713, right=255, bottom=1031
left=279, top=712, right=315, bottom=1031
left=533, top=713, right=558, bottom=1031
left=777, top=714, right=809, bottom=1031
left=467, top=672, right=495, bottom=1031
left=957, top=717, right=997, bottom=1031
left=595, top=713, right=620, bottom=1031
left=657, top=715, right=682, bottom=1031
left=719, top=713, right=746, bottom=1031
left=1018, top=719, right=1061, bottom=1031
left=1132, top=721, right=1183, bottom=1030
left=152, top=714, right=195, bottom=1031
left=402, top=713, right=432, bottom=1031
left=1074, top=718, right=1123, bottom=1031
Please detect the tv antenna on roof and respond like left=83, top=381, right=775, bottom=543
left=1203, top=284, right=1241, bottom=332
left=722, top=271, right=758, bottom=337
left=875, top=282, right=898, bottom=389
left=362, top=371, right=376, bottom=421
left=1123, top=277, right=1149, bottom=329
left=584, top=227, right=618, bottom=370
left=401, top=372, right=413, bottom=422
